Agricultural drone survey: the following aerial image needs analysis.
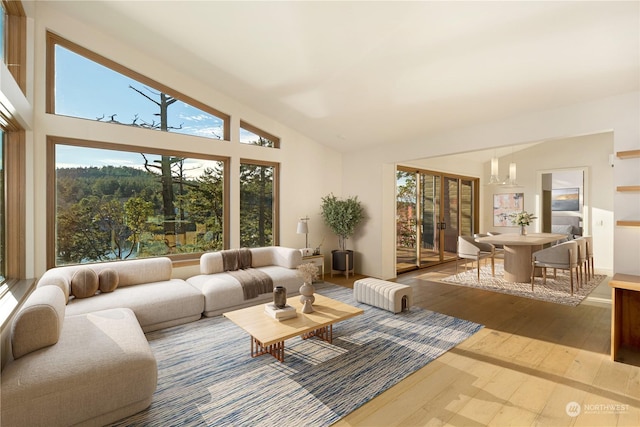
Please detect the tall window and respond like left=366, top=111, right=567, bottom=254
left=240, top=160, right=278, bottom=247
left=49, top=138, right=228, bottom=267
left=47, top=32, right=230, bottom=141
left=0, top=3, right=5, bottom=61
left=0, top=131, right=5, bottom=284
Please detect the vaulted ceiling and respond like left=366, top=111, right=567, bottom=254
left=46, top=1, right=640, bottom=153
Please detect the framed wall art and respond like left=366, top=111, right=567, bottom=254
left=493, top=192, right=524, bottom=226
left=552, top=187, right=580, bottom=211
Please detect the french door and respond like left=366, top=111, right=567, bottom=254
left=396, top=167, right=478, bottom=273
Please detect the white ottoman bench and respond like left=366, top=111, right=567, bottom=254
left=353, top=278, right=412, bottom=313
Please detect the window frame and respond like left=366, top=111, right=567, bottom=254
left=46, top=135, right=231, bottom=269
left=2, top=0, right=26, bottom=94
left=0, top=0, right=26, bottom=286
left=239, top=158, right=280, bottom=247
left=46, top=31, right=231, bottom=141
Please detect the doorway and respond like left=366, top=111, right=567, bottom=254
left=540, top=168, right=586, bottom=237
left=396, top=167, right=479, bottom=273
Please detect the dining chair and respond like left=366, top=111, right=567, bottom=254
left=531, top=240, right=579, bottom=295
left=574, top=237, right=588, bottom=287
left=485, top=231, right=505, bottom=258
left=582, top=235, right=594, bottom=280
left=457, top=236, right=495, bottom=281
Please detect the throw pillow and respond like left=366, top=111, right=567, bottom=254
left=70, top=268, right=99, bottom=299
left=98, top=268, right=119, bottom=293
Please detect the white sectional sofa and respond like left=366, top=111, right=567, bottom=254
left=1, top=286, right=157, bottom=426
left=36, top=257, right=205, bottom=332
left=187, top=246, right=303, bottom=316
left=1, top=248, right=304, bottom=426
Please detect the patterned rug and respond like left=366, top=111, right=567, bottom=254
left=440, top=263, right=607, bottom=306
left=109, top=284, right=482, bottom=427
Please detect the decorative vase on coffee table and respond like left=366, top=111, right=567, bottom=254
left=299, top=282, right=315, bottom=313
left=520, top=225, right=527, bottom=236
left=273, top=286, right=287, bottom=308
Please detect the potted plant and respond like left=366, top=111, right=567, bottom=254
left=320, top=193, right=364, bottom=273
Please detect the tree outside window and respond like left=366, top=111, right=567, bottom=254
left=240, top=161, right=277, bottom=247
left=54, top=142, right=226, bottom=266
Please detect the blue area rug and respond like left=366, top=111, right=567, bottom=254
left=110, top=284, right=483, bottom=427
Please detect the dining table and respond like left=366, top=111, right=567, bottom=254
left=475, top=233, right=567, bottom=283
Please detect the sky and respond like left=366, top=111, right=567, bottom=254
left=54, top=44, right=255, bottom=169
left=56, top=144, right=223, bottom=180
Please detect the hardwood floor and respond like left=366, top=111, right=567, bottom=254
left=326, top=262, right=640, bottom=426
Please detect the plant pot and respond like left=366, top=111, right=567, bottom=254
left=332, top=250, right=354, bottom=272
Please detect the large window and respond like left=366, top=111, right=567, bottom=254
left=44, top=33, right=284, bottom=267
left=48, top=138, right=229, bottom=267
left=47, top=32, right=230, bottom=141
left=240, top=160, right=278, bottom=247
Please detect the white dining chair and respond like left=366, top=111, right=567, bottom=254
left=574, top=237, right=588, bottom=287
left=531, top=240, right=579, bottom=295
left=582, top=235, right=594, bottom=280
left=457, top=236, right=495, bottom=281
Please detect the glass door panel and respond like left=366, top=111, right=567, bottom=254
left=460, top=179, right=474, bottom=237
left=419, top=173, right=441, bottom=268
left=442, top=177, right=459, bottom=261
left=396, top=170, right=418, bottom=272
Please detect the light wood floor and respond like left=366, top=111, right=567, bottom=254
left=327, top=262, right=640, bottom=427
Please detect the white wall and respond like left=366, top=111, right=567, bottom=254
left=343, top=92, right=639, bottom=279
left=29, top=3, right=343, bottom=278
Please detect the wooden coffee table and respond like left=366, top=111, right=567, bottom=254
left=223, top=293, right=363, bottom=362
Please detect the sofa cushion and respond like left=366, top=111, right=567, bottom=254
left=200, top=251, right=225, bottom=274
left=100, top=257, right=173, bottom=287
left=251, top=246, right=302, bottom=268
left=11, top=286, right=66, bottom=359
left=40, top=274, right=71, bottom=303
left=71, top=268, right=99, bottom=298
left=64, top=279, right=204, bottom=333
left=38, top=258, right=174, bottom=294
left=188, top=265, right=302, bottom=316
left=99, top=268, right=119, bottom=293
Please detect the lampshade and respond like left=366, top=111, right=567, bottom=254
left=502, top=161, right=517, bottom=186
left=296, top=221, right=308, bottom=234
left=488, top=157, right=501, bottom=184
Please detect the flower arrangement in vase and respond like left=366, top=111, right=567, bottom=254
left=510, top=211, right=537, bottom=235
left=297, top=262, right=319, bottom=313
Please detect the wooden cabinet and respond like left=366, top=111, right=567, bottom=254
left=616, top=150, right=640, bottom=227
left=610, top=273, right=640, bottom=365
